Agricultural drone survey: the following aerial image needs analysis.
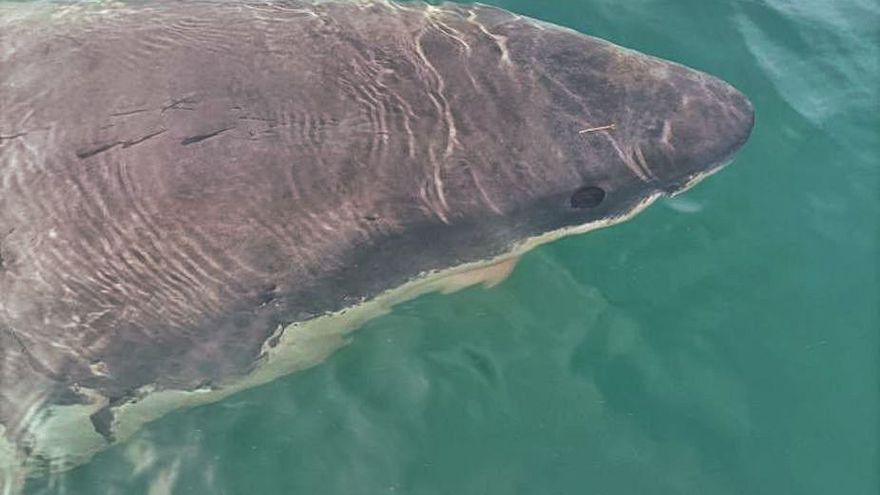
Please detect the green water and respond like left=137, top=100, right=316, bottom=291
left=25, top=0, right=879, bottom=494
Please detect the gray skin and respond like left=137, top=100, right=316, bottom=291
left=0, top=0, right=753, bottom=466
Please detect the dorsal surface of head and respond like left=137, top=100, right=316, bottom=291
left=392, top=1, right=755, bottom=235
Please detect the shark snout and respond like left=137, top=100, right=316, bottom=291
left=693, top=76, right=755, bottom=166
left=636, top=69, right=755, bottom=194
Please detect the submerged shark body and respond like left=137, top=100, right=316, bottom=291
left=0, top=0, right=753, bottom=482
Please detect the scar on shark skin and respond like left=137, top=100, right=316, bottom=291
left=578, top=124, right=617, bottom=134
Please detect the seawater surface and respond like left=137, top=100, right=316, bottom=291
left=20, top=0, right=880, bottom=494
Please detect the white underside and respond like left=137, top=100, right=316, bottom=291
left=0, top=191, right=663, bottom=487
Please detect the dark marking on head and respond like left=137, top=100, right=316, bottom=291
left=569, top=186, right=606, bottom=209
left=75, top=141, right=120, bottom=159
left=180, top=127, right=231, bottom=145
left=129, top=248, right=148, bottom=264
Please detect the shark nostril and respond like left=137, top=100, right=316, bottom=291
left=570, top=186, right=606, bottom=209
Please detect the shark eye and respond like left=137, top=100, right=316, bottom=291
left=570, top=186, right=605, bottom=209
